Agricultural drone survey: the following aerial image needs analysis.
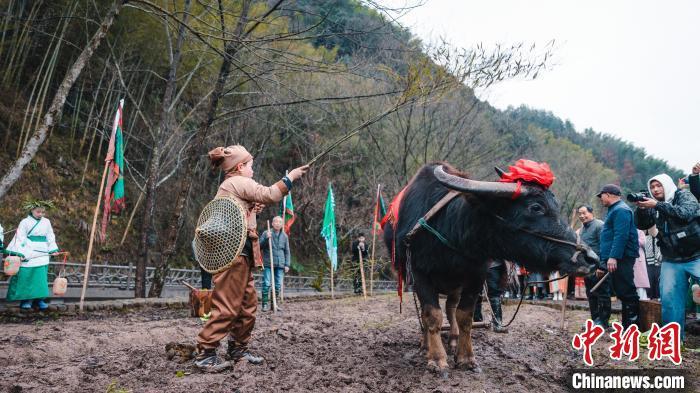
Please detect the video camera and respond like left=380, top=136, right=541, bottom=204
left=626, top=190, right=651, bottom=203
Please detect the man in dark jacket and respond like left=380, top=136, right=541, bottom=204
left=635, top=173, right=700, bottom=341
left=473, top=259, right=509, bottom=333
left=597, top=184, right=640, bottom=328
left=351, top=233, right=369, bottom=295
left=577, top=205, right=610, bottom=327
left=260, top=216, right=291, bottom=311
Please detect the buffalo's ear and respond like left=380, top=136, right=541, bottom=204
left=494, top=166, right=507, bottom=179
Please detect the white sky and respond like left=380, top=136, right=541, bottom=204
left=388, top=0, right=698, bottom=172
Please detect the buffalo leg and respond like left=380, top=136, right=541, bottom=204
left=445, top=289, right=461, bottom=354
left=422, top=304, right=448, bottom=371
left=415, top=274, right=449, bottom=372
left=455, top=289, right=481, bottom=371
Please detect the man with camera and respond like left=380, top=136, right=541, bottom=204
left=689, top=162, right=699, bottom=200
left=634, top=173, right=700, bottom=342
left=597, top=184, right=640, bottom=328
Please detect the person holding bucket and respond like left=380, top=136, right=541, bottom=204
left=5, top=200, right=60, bottom=310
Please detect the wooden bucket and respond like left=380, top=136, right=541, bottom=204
left=639, top=299, right=661, bottom=332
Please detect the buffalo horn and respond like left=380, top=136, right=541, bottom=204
left=494, top=166, right=507, bottom=179
left=434, top=165, right=533, bottom=198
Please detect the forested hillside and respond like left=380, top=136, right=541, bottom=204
left=0, top=0, right=681, bottom=296
left=502, top=106, right=683, bottom=192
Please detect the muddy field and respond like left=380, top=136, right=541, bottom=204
left=1, top=295, right=698, bottom=393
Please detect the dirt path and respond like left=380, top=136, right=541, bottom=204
left=1, top=295, right=697, bottom=392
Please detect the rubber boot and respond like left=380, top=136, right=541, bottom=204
left=473, top=296, right=484, bottom=323
left=622, top=301, right=640, bottom=329
left=587, top=295, right=599, bottom=322
left=35, top=299, right=49, bottom=311
left=226, top=341, right=264, bottom=365
left=594, top=296, right=611, bottom=329
left=489, top=297, right=508, bottom=333
left=20, top=300, right=32, bottom=310
left=274, top=291, right=283, bottom=312
left=261, top=290, right=270, bottom=312
left=194, top=348, right=230, bottom=372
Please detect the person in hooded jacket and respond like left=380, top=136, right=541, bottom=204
left=635, top=173, right=700, bottom=342
left=689, top=162, right=699, bottom=201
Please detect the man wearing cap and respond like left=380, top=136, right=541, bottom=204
left=597, top=184, right=640, bottom=328
left=194, top=144, right=308, bottom=371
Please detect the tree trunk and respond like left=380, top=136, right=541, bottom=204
left=150, top=0, right=259, bottom=297
left=140, top=0, right=192, bottom=298
left=0, top=0, right=127, bottom=201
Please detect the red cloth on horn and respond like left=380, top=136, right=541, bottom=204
left=498, top=159, right=555, bottom=189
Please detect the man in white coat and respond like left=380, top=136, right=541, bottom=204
left=5, top=201, right=60, bottom=310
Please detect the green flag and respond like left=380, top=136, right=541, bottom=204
left=280, top=193, right=295, bottom=234
left=374, top=190, right=387, bottom=230
left=320, top=184, right=337, bottom=269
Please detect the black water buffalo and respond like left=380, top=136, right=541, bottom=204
left=384, top=162, right=598, bottom=373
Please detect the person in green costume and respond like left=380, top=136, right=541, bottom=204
left=5, top=201, right=60, bottom=310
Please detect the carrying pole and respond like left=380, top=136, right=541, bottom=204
left=369, top=184, right=380, bottom=296
left=330, top=261, right=335, bottom=299
left=267, top=221, right=277, bottom=313
left=358, top=246, right=367, bottom=299
left=280, top=180, right=287, bottom=302
left=79, top=161, right=109, bottom=312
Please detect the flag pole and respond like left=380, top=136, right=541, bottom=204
left=330, top=260, right=334, bottom=299
left=370, top=184, right=380, bottom=296
left=267, top=220, right=277, bottom=313
left=280, top=170, right=288, bottom=303
left=79, top=162, right=109, bottom=312
left=358, top=245, right=367, bottom=300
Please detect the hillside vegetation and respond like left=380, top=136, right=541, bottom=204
left=0, top=0, right=681, bottom=295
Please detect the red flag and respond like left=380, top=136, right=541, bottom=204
left=100, top=99, right=125, bottom=242
left=280, top=193, right=295, bottom=234
left=380, top=187, right=406, bottom=230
